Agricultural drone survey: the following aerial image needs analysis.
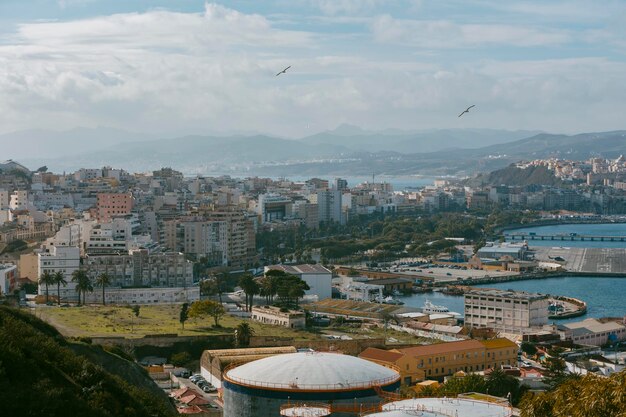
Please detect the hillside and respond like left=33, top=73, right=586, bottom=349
left=0, top=306, right=174, bottom=417
left=464, top=164, right=564, bottom=187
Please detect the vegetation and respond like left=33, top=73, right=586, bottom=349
left=0, top=306, right=174, bottom=417
left=415, top=370, right=528, bottom=406
left=95, top=273, right=112, bottom=305
left=238, top=273, right=259, bottom=312
left=40, top=271, right=54, bottom=303
left=179, top=303, right=189, bottom=330
left=72, top=269, right=93, bottom=306
left=519, top=371, right=626, bottom=417
left=235, top=322, right=255, bottom=347
left=189, top=300, right=226, bottom=327
left=53, top=271, right=67, bottom=306
left=521, top=341, right=538, bottom=356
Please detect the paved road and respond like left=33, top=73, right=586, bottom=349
left=533, top=246, right=626, bottom=273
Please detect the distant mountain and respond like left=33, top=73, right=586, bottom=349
left=1, top=127, right=154, bottom=159
left=301, top=128, right=542, bottom=154
left=464, top=164, right=563, bottom=187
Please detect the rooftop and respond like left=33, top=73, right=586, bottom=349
left=381, top=398, right=512, bottom=417
left=267, top=264, right=331, bottom=275
left=466, top=289, right=548, bottom=301
left=225, top=352, right=399, bottom=391
left=563, top=318, right=625, bottom=333
left=480, top=338, right=518, bottom=349
left=398, top=340, right=485, bottom=357
left=359, top=347, right=405, bottom=364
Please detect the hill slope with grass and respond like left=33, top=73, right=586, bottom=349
left=0, top=306, right=175, bottom=417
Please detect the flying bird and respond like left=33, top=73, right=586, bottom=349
left=458, top=105, right=475, bottom=118
left=276, top=66, right=291, bottom=77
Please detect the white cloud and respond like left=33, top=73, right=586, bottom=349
left=371, top=15, right=571, bottom=48
left=0, top=2, right=625, bottom=137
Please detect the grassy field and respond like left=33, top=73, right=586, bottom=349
left=35, top=304, right=322, bottom=340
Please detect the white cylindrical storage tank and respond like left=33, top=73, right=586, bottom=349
left=222, top=352, right=401, bottom=417
left=379, top=398, right=513, bottom=417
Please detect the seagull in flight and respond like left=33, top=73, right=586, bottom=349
left=458, top=104, right=475, bottom=118
left=276, top=65, right=291, bottom=77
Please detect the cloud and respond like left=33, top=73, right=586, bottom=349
left=371, top=15, right=571, bottom=48
left=0, top=1, right=625, bottom=137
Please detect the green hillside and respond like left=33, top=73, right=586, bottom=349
left=465, top=164, right=564, bottom=187
left=0, top=306, right=175, bottom=417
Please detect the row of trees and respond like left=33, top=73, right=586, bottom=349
left=238, top=270, right=310, bottom=312
left=40, top=270, right=112, bottom=306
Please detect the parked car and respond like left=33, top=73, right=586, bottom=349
left=202, top=385, right=217, bottom=393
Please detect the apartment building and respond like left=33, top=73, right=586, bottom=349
left=84, top=286, right=199, bottom=305
left=465, top=289, right=549, bottom=331
left=359, top=338, right=518, bottom=384
left=85, top=250, right=193, bottom=288
left=182, top=220, right=228, bottom=266
left=0, top=263, right=17, bottom=295
left=317, top=189, right=344, bottom=225
left=202, top=209, right=256, bottom=268
left=37, top=244, right=80, bottom=301
left=96, top=192, right=133, bottom=222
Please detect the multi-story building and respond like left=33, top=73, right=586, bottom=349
left=359, top=338, right=518, bottom=384
left=85, top=250, right=193, bottom=288
left=84, top=286, right=199, bottom=305
left=203, top=209, right=256, bottom=268
left=37, top=244, right=81, bottom=301
left=257, top=194, right=292, bottom=223
left=96, top=192, right=133, bottom=222
left=554, top=318, right=626, bottom=347
left=182, top=220, right=228, bottom=266
left=464, top=289, right=549, bottom=331
left=0, top=263, right=17, bottom=295
left=317, top=189, right=343, bottom=225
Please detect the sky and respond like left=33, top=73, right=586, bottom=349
left=1, top=0, right=626, bottom=138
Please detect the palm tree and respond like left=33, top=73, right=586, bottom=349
left=95, top=273, right=112, bottom=305
left=235, top=322, right=255, bottom=347
left=40, top=271, right=54, bottom=304
left=71, top=270, right=93, bottom=306
left=52, top=271, right=67, bottom=306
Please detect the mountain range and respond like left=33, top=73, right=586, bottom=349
left=5, top=126, right=626, bottom=177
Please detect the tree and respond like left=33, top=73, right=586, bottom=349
left=179, top=303, right=189, bottom=330
left=170, top=352, right=192, bottom=367
left=189, top=300, right=226, bottom=327
left=131, top=305, right=140, bottom=318
left=521, top=341, right=537, bottom=357
left=238, top=273, right=259, bottom=312
left=94, top=273, right=111, bottom=306
left=71, top=270, right=93, bottom=306
left=52, top=271, right=67, bottom=306
left=39, top=271, right=54, bottom=304
left=235, top=322, right=255, bottom=347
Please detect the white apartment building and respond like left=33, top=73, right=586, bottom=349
left=37, top=244, right=81, bottom=301
left=465, top=289, right=549, bottom=331
left=317, top=189, right=344, bottom=225
left=9, top=190, right=30, bottom=210
left=265, top=264, right=332, bottom=301
left=84, top=286, right=199, bottom=305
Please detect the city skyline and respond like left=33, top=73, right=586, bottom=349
left=2, top=1, right=626, bottom=141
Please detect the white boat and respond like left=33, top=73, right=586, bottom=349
left=375, top=295, right=404, bottom=305
left=422, top=300, right=450, bottom=313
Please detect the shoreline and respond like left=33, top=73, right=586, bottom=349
left=444, top=270, right=626, bottom=288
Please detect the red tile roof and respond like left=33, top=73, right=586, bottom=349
left=359, top=347, right=404, bottom=363
left=399, top=340, right=485, bottom=357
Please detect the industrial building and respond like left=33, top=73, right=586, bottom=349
left=464, top=289, right=549, bottom=331
left=200, top=346, right=297, bottom=389
left=477, top=241, right=529, bottom=260
left=221, top=351, right=401, bottom=417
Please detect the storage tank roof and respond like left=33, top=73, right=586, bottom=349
left=382, top=398, right=512, bottom=417
left=225, top=352, right=399, bottom=391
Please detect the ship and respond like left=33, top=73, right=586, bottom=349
left=422, top=300, right=450, bottom=313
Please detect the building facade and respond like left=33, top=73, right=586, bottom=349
left=251, top=306, right=306, bottom=328
left=37, top=244, right=81, bottom=300
left=96, top=192, right=133, bottom=222
left=464, top=289, right=549, bottom=330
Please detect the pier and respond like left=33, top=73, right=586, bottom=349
left=505, top=232, right=626, bottom=242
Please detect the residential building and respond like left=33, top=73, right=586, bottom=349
left=317, top=189, right=343, bottom=225
left=251, top=305, right=306, bottom=329
left=96, top=192, right=133, bottom=222
left=18, top=253, right=39, bottom=282
left=465, top=289, right=549, bottom=330
left=202, top=209, right=256, bottom=267
left=0, top=263, right=17, bottom=295
left=182, top=220, right=228, bottom=265
left=257, top=194, right=292, bottom=223
left=84, top=250, right=193, bottom=288
left=265, top=264, right=332, bottom=301
left=37, top=244, right=81, bottom=301
left=84, top=286, right=199, bottom=305
left=359, top=338, right=517, bottom=384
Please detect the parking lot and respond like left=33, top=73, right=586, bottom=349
left=391, top=264, right=518, bottom=283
